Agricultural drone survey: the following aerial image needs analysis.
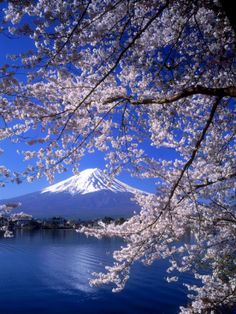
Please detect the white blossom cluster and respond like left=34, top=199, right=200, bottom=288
left=0, top=1, right=235, bottom=312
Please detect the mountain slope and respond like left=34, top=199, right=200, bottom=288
left=42, top=168, right=143, bottom=195
left=1, top=168, right=147, bottom=219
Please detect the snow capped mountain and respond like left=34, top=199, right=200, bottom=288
left=42, top=168, right=143, bottom=195
left=1, top=168, right=147, bottom=219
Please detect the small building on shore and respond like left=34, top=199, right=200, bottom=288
left=11, top=212, right=33, bottom=229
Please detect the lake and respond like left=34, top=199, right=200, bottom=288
left=0, top=230, right=212, bottom=313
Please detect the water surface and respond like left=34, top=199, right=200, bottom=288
left=0, top=230, right=197, bottom=314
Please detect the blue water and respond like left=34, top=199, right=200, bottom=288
left=0, top=230, right=194, bottom=314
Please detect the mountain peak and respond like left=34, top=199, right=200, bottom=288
left=41, top=168, right=144, bottom=196
left=79, top=168, right=101, bottom=175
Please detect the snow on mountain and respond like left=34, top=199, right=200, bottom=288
left=1, top=168, right=147, bottom=219
left=42, top=168, right=143, bottom=195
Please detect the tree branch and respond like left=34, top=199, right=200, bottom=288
left=56, top=1, right=169, bottom=140
left=47, top=0, right=92, bottom=66
left=104, top=85, right=236, bottom=105
left=166, top=97, right=221, bottom=206
left=194, top=172, right=236, bottom=190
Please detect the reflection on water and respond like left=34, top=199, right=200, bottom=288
left=0, top=230, right=193, bottom=314
left=40, top=240, right=100, bottom=294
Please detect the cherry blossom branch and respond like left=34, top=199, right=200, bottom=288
left=194, top=172, right=236, bottom=190
left=114, top=97, right=222, bottom=235
left=55, top=1, right=169, bottom=139
left=104, top=86, right=236, bottom=105
left=46, top=0, right=92, bottom=66
left=165, top=97, right=221, bottom=205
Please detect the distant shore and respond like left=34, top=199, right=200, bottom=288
left=0, top=215, right=126, bottom=234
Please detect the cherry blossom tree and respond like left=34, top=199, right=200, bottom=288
left=0, top=0, right=235, bottom=312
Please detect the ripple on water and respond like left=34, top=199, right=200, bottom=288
left=0, top=230, right=198, bottom=314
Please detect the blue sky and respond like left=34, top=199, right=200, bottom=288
left=0, top=137, right=159, bottom=199
left=0, top=43, right=155, bottom=200
left=0, top=13, right=176, bottom=200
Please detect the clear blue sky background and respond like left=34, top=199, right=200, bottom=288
left=0, top=31, right=158, bottom=199
left=0, top=15, right=177, bottom=200
left=1, top=142, right=163, bottom=199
